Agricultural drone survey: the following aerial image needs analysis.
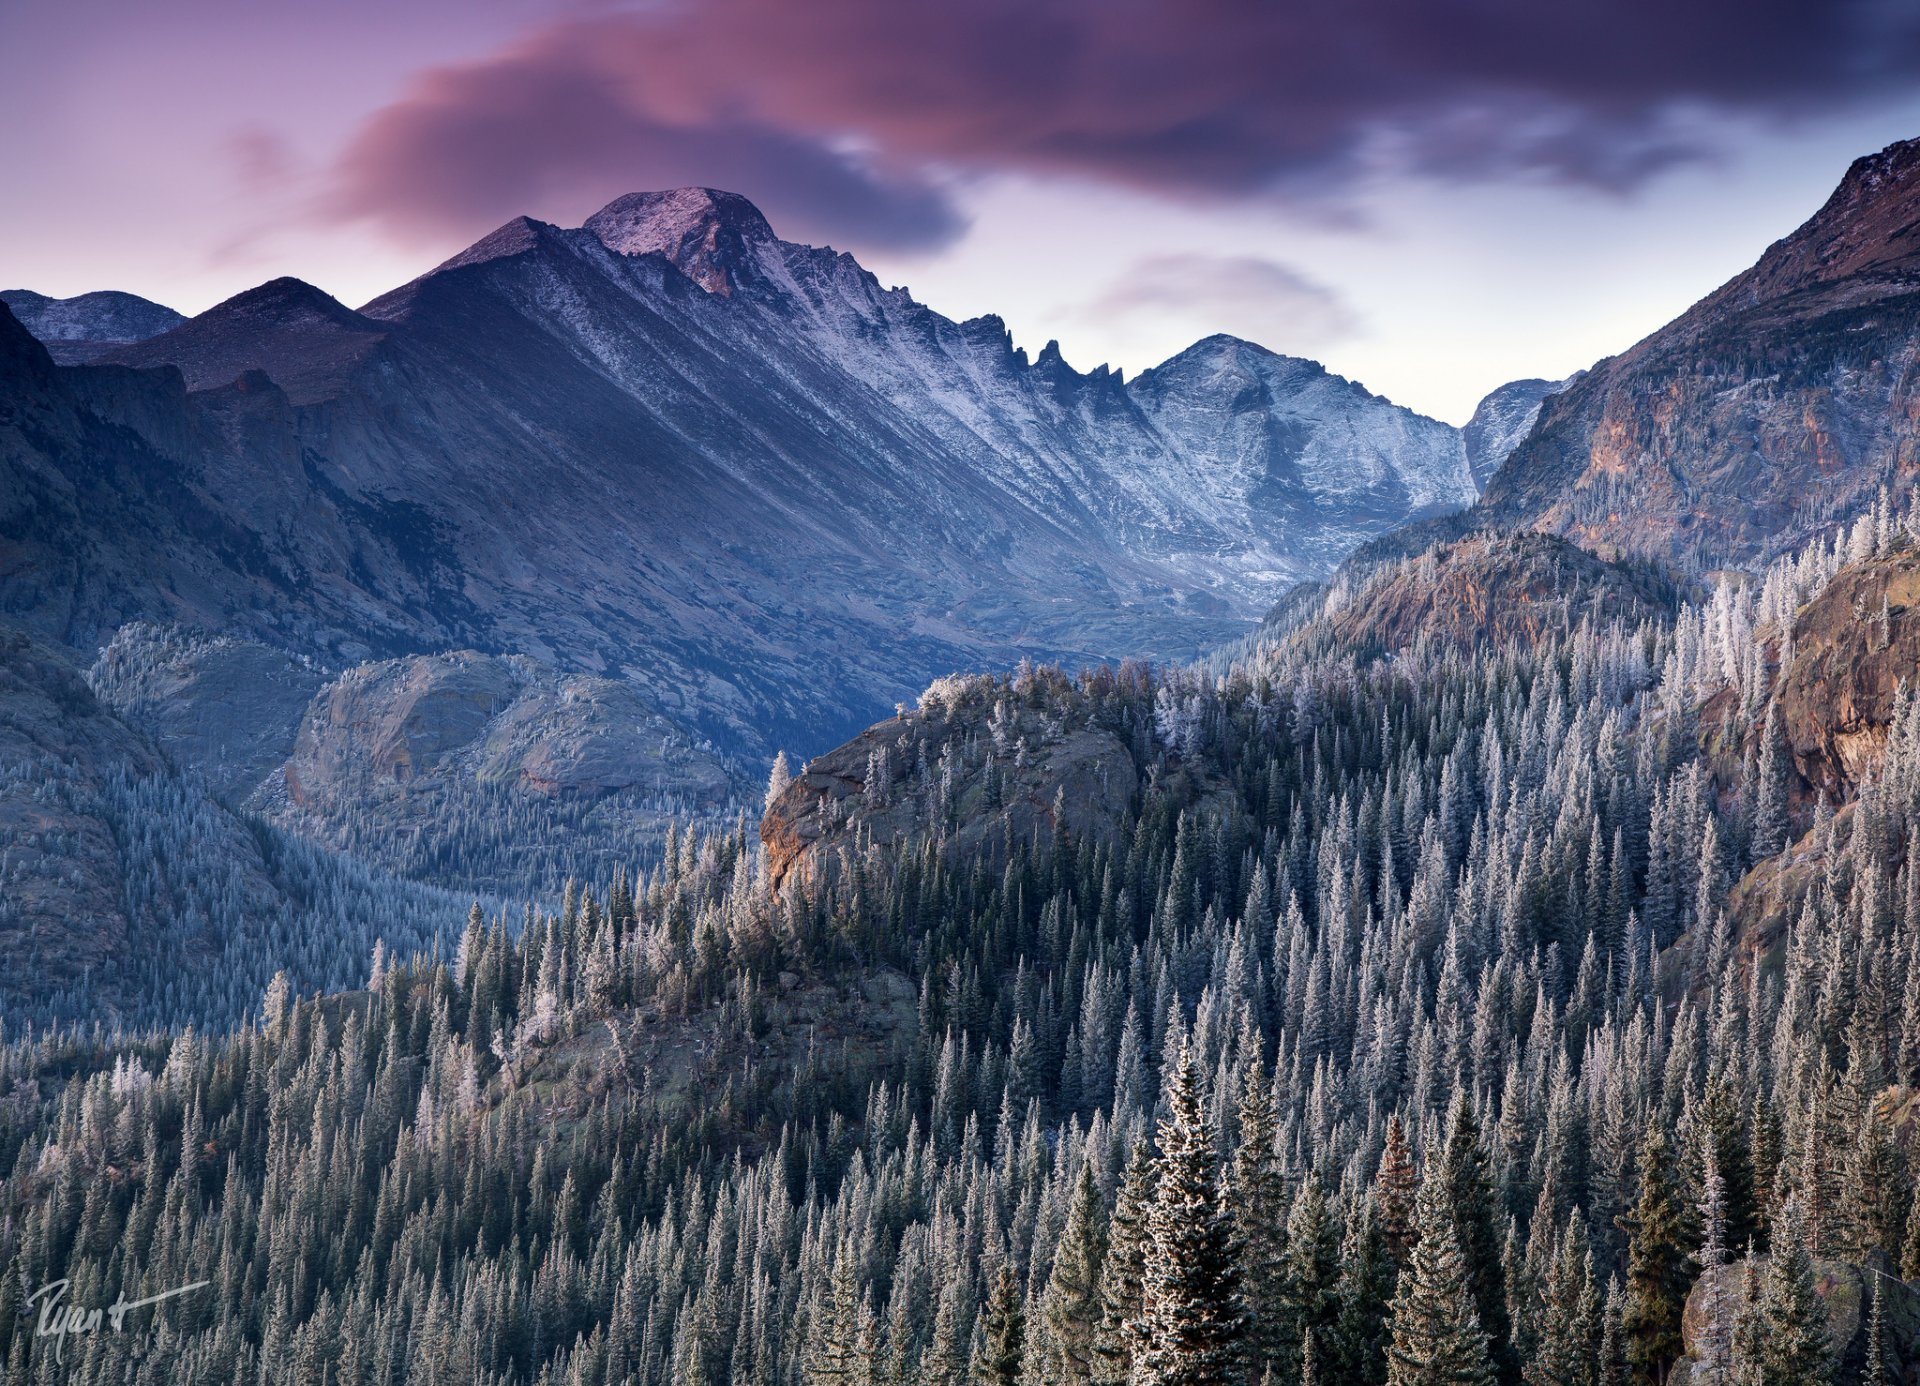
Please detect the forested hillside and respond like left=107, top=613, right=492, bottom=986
left=7, top=501, right=1920, bottom=1383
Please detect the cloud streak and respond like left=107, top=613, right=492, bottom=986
left=1068, top=255, right=1361, bottom=360
left=326, top=0, right=1920, bottom=249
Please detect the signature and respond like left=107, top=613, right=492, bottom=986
left=23, top=1277, right=210, bottom=1363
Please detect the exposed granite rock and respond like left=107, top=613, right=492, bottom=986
left=1678, top=1254, right=1920, bottom=1386
left=87, top=622, right=327, bottom=800
left=1368, top=138, right=1920, bottom=573
left=276, top=651, right=730, bottom=805
left=1313, top=533, right=1673, bottom=657
left=763, top=668, right=1230, bottom=894
left=1774, top=548, right=1920, bottom=799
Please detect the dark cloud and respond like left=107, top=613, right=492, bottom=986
left=326, top=21, right=966, bottom=252
left=328, top=0, right=1920, bottom=245
left=1070, top=255, right=1361, bottom=356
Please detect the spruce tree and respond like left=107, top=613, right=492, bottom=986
left=1335, top=1196, right=1398, bottom=1386
left=1232, top=1057, right=1290, bottom=1379
left=1043, top=1163, right=1109, bottom=1386
left=1378, top=1114, right=1422, bottom=1269
left=1865, top=1277, right=1890, bottom=1386
left=1440, top=1097, right=1520, bottom=1386
left=1279, top=1173, right=1342, bottom=1383
left=1131, top=1043, right=1247, bottom=1386
left=1523, top=1218, right=1599, bottom=1386
left=1095, top=1142, right=1158, bottom=1386
left=973, top=1264, right=1025, bottom=1386
left=1386, top=1173, right=1497, bottom=1386
left=1758, top=1199, right=1832, bottom=1386
left=1621, top=1124, right=1694, bottom=1386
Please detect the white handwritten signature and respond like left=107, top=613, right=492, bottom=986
left=23, top=1277, right=210, bottom=1363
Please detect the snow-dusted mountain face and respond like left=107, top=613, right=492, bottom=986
left=1, top=288, right=184, bottom=363
left=1461, top=374, right=1578, bottom=491
left=3, top=188, right=1471, bottom=768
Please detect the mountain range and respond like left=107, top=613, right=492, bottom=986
left=0, top=187, right=1480, bottom=785
left=11, top=137, right=1920, bottom=1025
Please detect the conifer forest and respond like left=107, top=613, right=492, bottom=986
left=11, top=26, right=1920, bottom=1385
left=11, top=503, right=1920, bottom=1385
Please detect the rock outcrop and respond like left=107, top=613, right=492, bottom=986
left=1775, top=547, right=1920, bottom=799
left=1312, top=533, right=1673, bottom=657
left=1677, top=1254, right=1920, bottom=1385
left=762, top=667, right=1233, bottom=894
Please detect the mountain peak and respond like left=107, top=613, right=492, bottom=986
left=584, top=188, right=777, bottom=296
left=1707, top=134, right=1920, bottom=314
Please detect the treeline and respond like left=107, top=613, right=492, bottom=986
left=6, top=509, right=1920, bottom=1382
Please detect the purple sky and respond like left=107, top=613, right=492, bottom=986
left=7, top=0, right=1920, bottom=421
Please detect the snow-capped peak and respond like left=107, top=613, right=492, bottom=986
left=584, top=188, right=777, bottom=296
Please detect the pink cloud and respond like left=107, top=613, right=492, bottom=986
left=325, top=0, right=1920, bottom=249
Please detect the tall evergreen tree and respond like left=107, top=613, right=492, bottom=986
left=1524, top=1218, right=1599, bottom=1386
left=1043, top=1163, right=1109, bottom=1386
left=1096, top=1142, right=1159, bottom=1386
left=1440, top=1097, right=1520, bottom=1386
left=974, top=1264, right=1026, bottom=1386
left=1130, top=1043, right=1247, bottom=1386
left=1621, top=1124, right=1694, bottom=1386
left=1335, top=1196, right=1398, bottom=1386
left=1758, top=1199, right=1832, bottom=1386
left=1378, top=1114, right=1422, bottom=1269
left=1232, top=1057, right=1290, bottom=1379
left=1386, top=1173, right=1497, bottom=1386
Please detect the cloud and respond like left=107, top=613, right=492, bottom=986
left=1066, top=255, right=1361, bottom=359
left=326, top=0, right=1920, bottom=247
left=325, top=20, right=967, bottom=253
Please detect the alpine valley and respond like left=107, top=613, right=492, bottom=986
left=8, top=123, right=1920, bottom=1386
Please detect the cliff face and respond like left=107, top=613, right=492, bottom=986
left=1774, top=548, right=1920, bottom=799
left=760, top=666, right=1237, bottom=895
left=1314, top=532, right=1672, bottom=656
left=1461, top=139, right=1920, bottom=569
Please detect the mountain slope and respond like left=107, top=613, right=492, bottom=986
left=1, top=287, right=184, bottom=363
left=6, top=189, right=1472, bottom=771
left=1468, top=137, right=1920, bottom=568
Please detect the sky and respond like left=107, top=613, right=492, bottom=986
left=5, top=0, right=1920, bottom=423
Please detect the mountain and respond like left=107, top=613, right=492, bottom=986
left=1460, top=137, right=1920, bottom=568
left=4, top=188, right=1473, bottom=778
left=0, top=621, right=466, bottom=1025
left=1461, top=374, right=1577, bottom=490
left=1, top=287, right=184, bottom=363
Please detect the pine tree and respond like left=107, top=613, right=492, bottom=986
left=1692, top=1144, right=1732, bottom=1385
left=1131, top=1043, right=1247, bottom=1386
left=1378, top=1114, right=1422, bottom=1268
left=1865, top=1277, right=1890, bottom=1386
left=1095, top=1142, right=1158, bottom=1386
left=1524, top=1218, right=1599, bottom=1386
left=1232, top=1057, right=1290, bottom=1379
left=1440, top=1097, right=1519, bottom=1386
left=1621, top=1124, right=1694, bottom=1386
left=1335, top=1196, right=1398, bottom=1386
left=1279, top=1173, right=1342, bottom=1383
left=1043, top=1163, right=1108, bottom=1386
left=1758, top=1199, right=1832, bottom=1386
left=1599, top=1278, right=1629, bottom=1386
left=1385, top=1173, right=1496, bottom=1386
left=766, top=750, right=795, bottom=812
left=973, top=1264, right=1025, bottom=1386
